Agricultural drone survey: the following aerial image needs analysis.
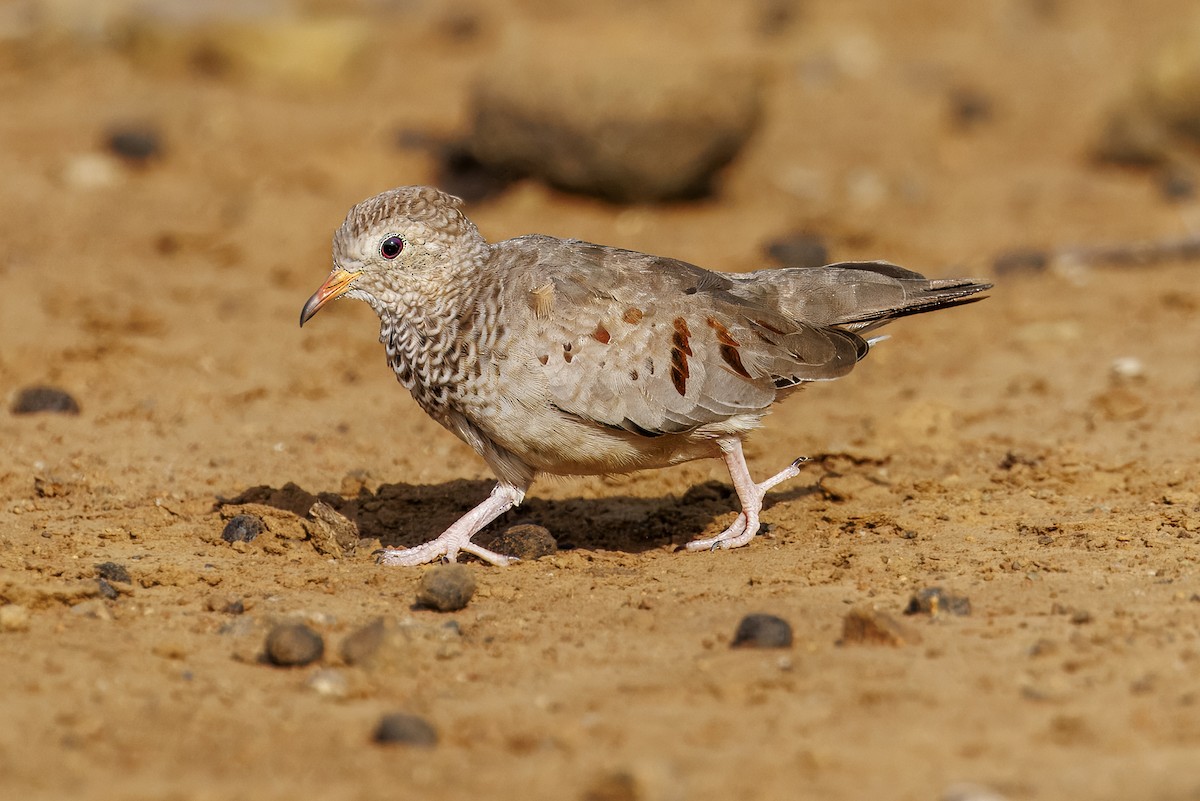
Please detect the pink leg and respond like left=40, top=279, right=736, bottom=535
left=685, top=438, right=805, bottom=552
left=376, top=482, right=526, bottom=567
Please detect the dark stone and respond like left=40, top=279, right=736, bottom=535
left=904, top=587, right=971, bottom=617
left=481, top=523, right=557, bottom=560
left=11, top=386, right=80, bottom=415
left=764, top=232, right=829, bottom=269
left=106, top=126, right=163, bottom=165
left=96, top=579, right=119, bottom=600
left=731, top=613, right=793, bottom=649
left=948, top=87, right=994, bottom=130
left=992, top=248, right=1049, bottom=276
left=264, top=623, right=325, bottom=667
left=414, top=564, right=476, bottom=612
left=94, top=562, right=131, bottom=584
left=221, top=514, right=263, bottom=543
left=1159, top=166, right=1196, bottom=200
left=372, top=712, right=438, bottom=747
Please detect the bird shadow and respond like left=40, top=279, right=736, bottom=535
left=215, top=474, right=828, bottom=556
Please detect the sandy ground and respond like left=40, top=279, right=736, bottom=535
left=3, top=1, right=1200, bottom=799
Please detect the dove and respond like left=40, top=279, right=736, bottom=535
left=301, top=186, right=990, bottom=566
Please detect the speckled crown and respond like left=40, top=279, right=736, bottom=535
left=334, top=186, right=477, bottom=252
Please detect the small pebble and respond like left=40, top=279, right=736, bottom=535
left=904, top=587, right=971, bottom=617
left=731, top=613, right=793, bottom=649
left=414, top=564, right=476, bottom=612
left=948, top=87, right=994, bottom=130
left=373, top=712, right=438, bottom=747
left=0, top=604, right=31, bottom=632
left=306, top=668, right=349, bottom=698
left=96, top=579, right=119, bottom=600
left=1110, top=356, right=1145, bottom=382
left=1159, top=165, right=1196, bottom=200
left=483, top=523, right=558, bottom=560
left=94, top=562, right=131, bottom=584
left=106, top=126, right=163, bottom=165
left=222, top=514, right=264, bottom=543
left=841, top=608, right=919, bottom=646
left=10, top=386, right=80, bottom=415
left=204, top=594, right=245, bottom=615
left=264, top=623, right=325, bottom=667
left=992, top=248, right=1049, bottom=277
left=764, top=232, right=829, bottom=269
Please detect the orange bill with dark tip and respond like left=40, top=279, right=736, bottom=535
left=300, top=268, right=357, bottom=327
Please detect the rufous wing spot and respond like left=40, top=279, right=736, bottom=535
left=669, top=317, right=692, bottom=396
left=705, top=316, right=752, bottom=378
left=592, top=323, right=611, bottom=344
left=622, top=307, right=644, bottom=325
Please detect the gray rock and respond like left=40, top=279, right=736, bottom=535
left=466, top=46, right=762, bottom=202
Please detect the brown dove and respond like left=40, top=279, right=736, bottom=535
left=301, top=186, right=990, bottom=566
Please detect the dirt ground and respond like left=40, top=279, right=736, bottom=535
left=3, top=1, right=1200, bottom=799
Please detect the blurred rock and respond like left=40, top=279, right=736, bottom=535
left=904, top=587, right=971, bottom=617
left=105, top=125, right=163, bottom=166
left=340, top=616, right=463, bottom=669
left=764, top=232, right=829, bottom=268
left=0, top=604, right=31, bottom=632
left=414, top=564, right=476, bottom=612
left=992, top=248, right=1048, bottom=277
left=10, top=386, right=80, bottom=415
left=841, top=608, right=919, bottom=646
left=264, top=622, right=324, bottom=667
left=731, top=613, right=793, bottom=648
left=466, top=43, right=762, bottom=202
left=1096, top=18, right=1200, bottom=164
left=948, top=86, right=994, bottom=131
left=373, top=712, right=437, bottom=747
left=119, top=13, right=373, bottom=90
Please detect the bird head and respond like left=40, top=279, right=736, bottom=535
left=300, top=186, right=487, bottom=326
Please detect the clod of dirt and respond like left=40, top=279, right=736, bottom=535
left=340, top=617, right=386, bottom=666
left=305, top=501, right=358, bottom=558
left=731, top=613, right=794, bottom=648
left=372, top=712, right=438, bottom=747
left=264, top=623, right=325, bottom=667
left=479, top=523, right=558, bottom=560
left=904, top=587, right=971, bottom=617
left=106, top=126, right=163, bottom=165
left=94, top=562, right=131, bottom=584
left=764, top=231, right=829, bottom=269
left=0, top=604, right=31, bottom=632
left=10, top=386, right=80, bottom=415
left=415, top=564, right=476, bottom=612
left=583, top=771, right=639, bottom=801
left=222, top=514, right=264, bottom=544
left=841, top=609, right=920, bottom=646
left=205, top=594, right=246, bottom=615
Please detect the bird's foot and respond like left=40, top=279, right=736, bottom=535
left=374, top=482, right=526, bottom=567
left=683, top=453, right=807, bottom=553
left=375, top=536, right=516, bottom=567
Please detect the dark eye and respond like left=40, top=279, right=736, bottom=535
left=380, top=235, right=405, bottom=260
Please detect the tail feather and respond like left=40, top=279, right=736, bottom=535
left=728, top=261, right=992, bottom=335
